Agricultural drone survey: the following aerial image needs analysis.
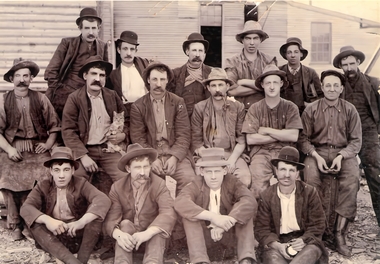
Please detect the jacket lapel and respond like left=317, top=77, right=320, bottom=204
left=144, top=95, right=157, bottom=146
left=164, top=93, right=176, bottom=140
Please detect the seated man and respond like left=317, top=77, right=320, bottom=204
left=255, top=146, right=328, bottom=264
left=175, top=148, right=257, bottom=264
left=20, top=147, right=111, bottom=264
left=104, top=143, right=177, bottom=263
left=191, top=68, right=251, bottom=187
left=0, top=58, right=60, bottom=240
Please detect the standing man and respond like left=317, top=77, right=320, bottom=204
left=279, top=37, right=322, bottom=114
left=225, top=21, right=277, bottom=110
left=299, top=70, right=362, bottom=256
left=45, top=7, right=108, bottom=119
left=130, top=61, right=196, bottom=194
left=0, top=59, right=61, bottom=240
left=62, top=56, right=128, bottom=183
left=169, top=33, right=213, bottom=116
left=242, top=65, right=302, bottom=199
left=333, top=46, right=380, bottom=235
left=191, top=68, right=251, bottom=187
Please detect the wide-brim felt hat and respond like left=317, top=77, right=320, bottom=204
left=279, top=37, right=308, bottom=61
left=76, top=7, right=102, bottom=26
left=196, top=148, right=229, bottom=167
left=271, top=146, right=304, bottom=170
left=116, top=30, right=139, bottom=46
left=142, top=61, right=174, bottom=89
left=182, top=32, right=209, bottom=54
left=118, top=143, right=158, bottom=172
left=4, top=58, right=39, bottom=83
left=333, top=46, right=365, bottom=69
left=255, top=64, right=289, bottom=90
left=202, top=68, right=234, bottom=86
left=43, top=147, right=79, bottom=170
left=235, top=21, right=269, bottom=43
left=78, top=55, right=113, bottom=79
left=320, top=70, right=346, bottom=86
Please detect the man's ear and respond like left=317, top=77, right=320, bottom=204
left=223, top=166, right=227, bottom=176
left=83, top=72, right=87, bottom=81
left=185, top=48, right=190, bottom=56
left=9, top=76, right=13, bottom=83
left=199, top=167, right=205, bottom=177
left=117, top=47, right=121, bottom=54
left=125, top=165, right=130, bottom=173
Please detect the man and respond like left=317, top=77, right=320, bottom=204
left=242, top=65, right=302, bottom=199
left=169, top=33, right=212, bottom=116
left=299, top=70, right=362, bottom=256
left=279, top=37, right=323, bottom=114
left=175, top=148, right=257, bottom=264
left=0, top=58, right=61, bottom=240
left=225, top=21, right=277, bottom=110
left=130, top=61, right=196, bottom=194
left=191, top=68, right=251, bottom=187
left=62, top=55, right=128, bottom=182
left=255, top=146, right=328, bottom=264
left=107, top=31, right=150, bottom=123
left=104, top=143, right=176, bottom=263
left=45, top=7, right=108, bottom=119
left=20, top=147, right=111, bottom=264
left=333, top=46, right=380, bottom=235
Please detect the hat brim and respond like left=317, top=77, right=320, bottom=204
left=236, top=30, right=269, bottom=43
left=76, top=16, right=102, bottom=26
left=271, top=159, right=304, bottom=170
left=4, top=61, right=40, bottom=83
left=202, top=78, right=234, bottom=87
left=78, top=60, right=113, bottom=79
left=333, top=50, right=365, bottom=68
left=117, top=148, right=158, bottom=172
left=196, top=159, right=229, bottom=167
left=182, top=40, right=209, bottom=54
left=116, top=38, right=139, bottom=47
left=279, top=42, right=308, bottom=61
left=142, top=62, right=174, bottom=90
left=44, top=159, right=79, bottom=170
left=255, top=70, right=289, bottom=90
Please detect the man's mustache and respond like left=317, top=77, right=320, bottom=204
left=91, top=81, right=103, bottom=87
left=192, top=57, right=202, bottom=62
left=87, top=34, right=95, bottom=38
left=214, top=92, right=224, bottom=97
left=16, top=82, right=28, bottom=87
left=124, top=56, right=133, bottom=59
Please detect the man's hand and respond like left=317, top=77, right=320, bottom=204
left=164, top=156, right=178, bottom=176
left=210, top=227, right=224, bottom=242
left=269, top=241, right=293, bottom=260
left=289, top=238, right=305, bottom=252
left=151, top=159, right=165, bottom=176
left=7, top=146, right=23, bottom=162
left=194, top=146, right=207, bottom=156
left=226, top=160, right=237, bottom=175
left=132, top=231, right=153, bottom=250
left=35, top=142, right=50, bottom=154
left=80, top=154, right=98, bottom=173
left=45, top=218, right=68, bottom=236
left=66, top=220, right=86, bottom=237
left=330, top=155, right=343, bottom=172
left=210, top=215, right=237, bottom=232
left=312, top=151, right=329, bottom=174
left=107, top=132, right=126, bottom=145
left=115, top=231, right=136, bottom=252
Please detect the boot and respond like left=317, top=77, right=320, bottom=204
left=77, top=221, right=102, bottom=264
left=334, top=215, right=352, bottom=257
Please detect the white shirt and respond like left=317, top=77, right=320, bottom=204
left=277, top=185, right=300, bottom=234
left=121, top=63, right=147, bottom=102
left=208, top=188, right=221, bottom=229
left=87, top=92, right=111, bottom=145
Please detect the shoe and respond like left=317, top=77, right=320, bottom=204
left=11, top=227, right=24, bottom=241
left=334, top=215, right=352, bottom=257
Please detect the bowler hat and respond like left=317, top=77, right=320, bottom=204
left=117, top=143, right=158, bottom=172
left=182, top=33, right=209, bottom=54
left=271, top=146, right=304, bottom=170
left=78, top=55, right=113, bottom=79
left=196, top=148, right=229, bottom=167
left=43, top=147, right=79, bottom=170
left=235, top=21, right=269, bottom=43
left=202, top=68, right=234, bottom=86
left=279, top=37, right=308, bottom=61
left=142, top=61, right=174, bottom=90
left=333, top=46, right=365, bottom=69
left=255, top=64, right=288, bottom=90
left=4, top=58, right=39, bottom=83
left=320, top=70, right=346, bottom=86
left=76, top=7, right=102, bottom=26
left=116, top=31, right=139, bottom=46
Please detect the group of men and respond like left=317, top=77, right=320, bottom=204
left=0, top=6, right=379, bottom=264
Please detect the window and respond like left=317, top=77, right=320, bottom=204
left=311, top=22, right=331, bottom=63
left=200, top=4, right=222, bottom=26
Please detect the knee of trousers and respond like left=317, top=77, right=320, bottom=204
left=120, top=219, right=136, bottom=234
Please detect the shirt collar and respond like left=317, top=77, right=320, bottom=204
left=121, top=63, right=136, bottom=69
left=87, top=91, right=103, bottom=100
left=150, top=93, right=166, bottom=103
left=277, top=185, right=296, bottom=199
left=321, top=97, right=342, bottom=112
left=288, top=64, right=301, bottom=74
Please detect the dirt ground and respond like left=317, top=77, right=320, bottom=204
left=0, top=178, right=379, bottom=264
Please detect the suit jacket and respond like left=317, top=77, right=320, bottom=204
left=174, top=174, right=256, bottom=225
left=130, top=92, right=191, bottom=162
left=20, top=176, right=111, bottom=228
left=62, top=86, right=128, bottom=160
left=44, top=35, right=108, bottom=99
left=104, top=173, right=177, bottom=237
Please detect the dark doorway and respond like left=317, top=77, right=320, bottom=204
left=201, top=26, right=222, bottom=68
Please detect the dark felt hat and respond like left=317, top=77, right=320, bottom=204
left=78, top=55, right=113, bottom=79
left=116, top=30, right=139, bottom=46
left=235, top=21, right=269, bottom=43
left=255, top=64, right=289, bottom=90
left=333, top=46, right=365, bottom=69
left=142, top=61, right=174, bottom=89
left=117, top=143, right=158, bottom=172
left=320, top=70, right=346, bottom=86
left=202, top=68, right=234, bottom=86
left=279, top=37, right=308, bottom=61
left=271, top=146, right=304, bottom=170
left=76, top=7, right=102, bottom=26
left=43, top=147, right=79, bottom=170
left=4, top=58, right=39, bottom=83
left=196, top=148, right=229, bottom=167
left=182, top=33, right=209, bottom=54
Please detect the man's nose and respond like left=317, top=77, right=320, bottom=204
left=126, top=49, right=131, bottom=55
